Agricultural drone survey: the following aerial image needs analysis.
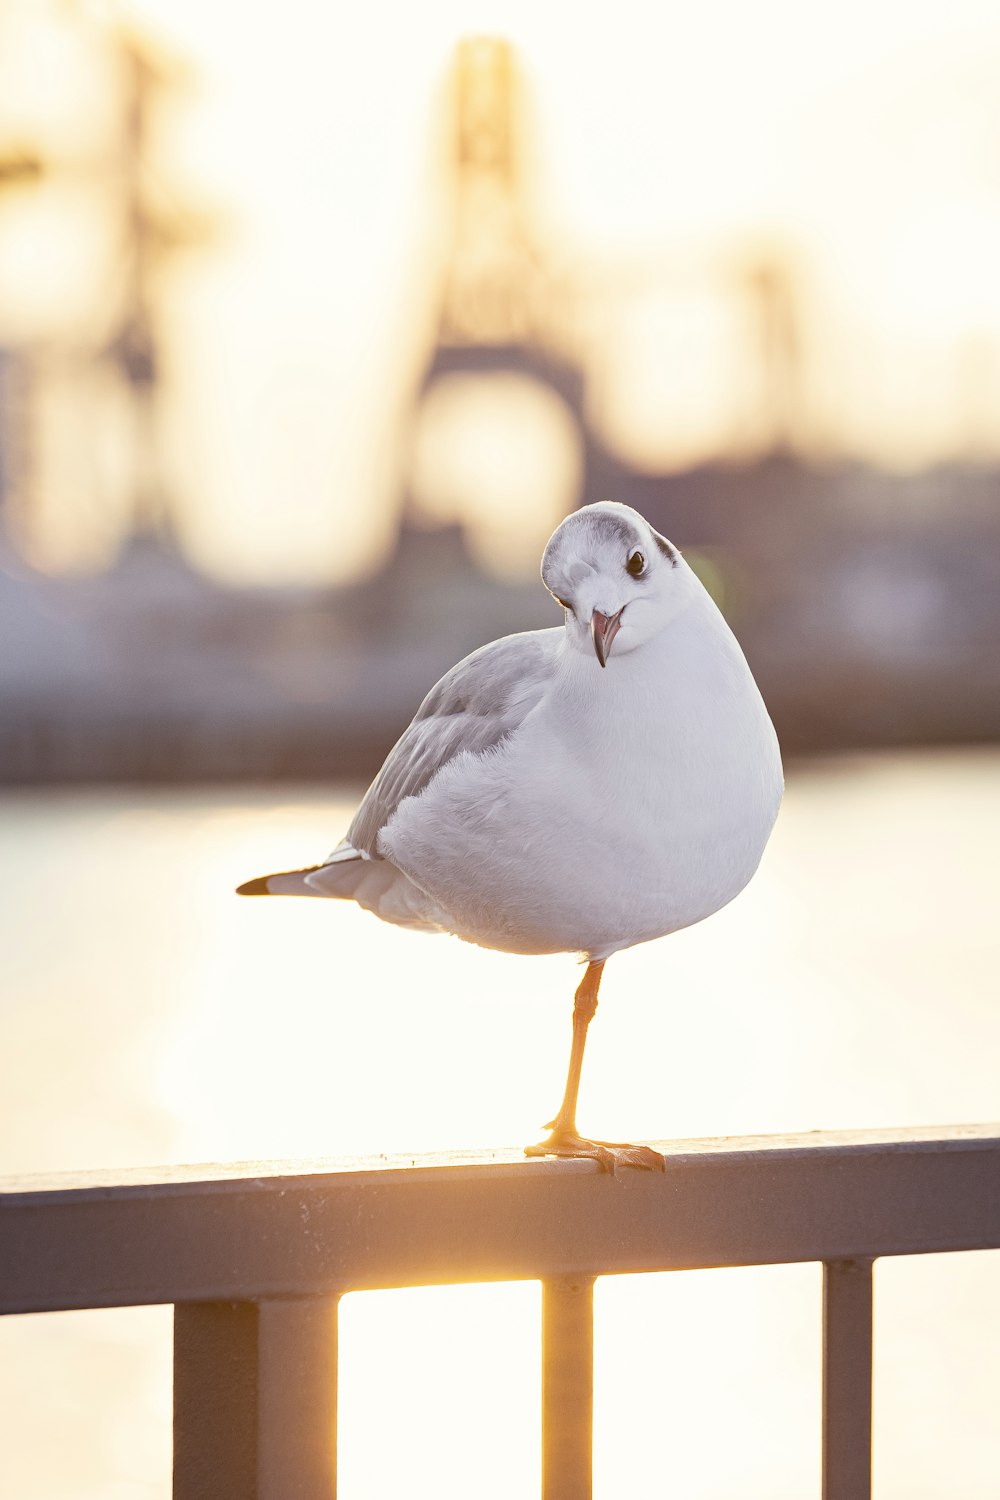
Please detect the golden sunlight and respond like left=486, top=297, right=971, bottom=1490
left=410, top=372, right=582, bottom=577
left=6, top=0, right=1000, bottom=577
left=3, top=759, right=1000, bottom=1494
left=5, top=1, right=1000, bottom=1489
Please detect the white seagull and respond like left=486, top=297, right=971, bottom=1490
left=238, top=502, right=783, bottom=1170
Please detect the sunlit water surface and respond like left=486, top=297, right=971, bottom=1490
left=1, top=752, right=998, bottom=1498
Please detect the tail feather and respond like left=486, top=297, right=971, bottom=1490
left=237, top=849, right=444, bottom=931
left=236, top=864, right=324, bottom=897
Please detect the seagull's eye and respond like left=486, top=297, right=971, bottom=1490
left=626, top=549, right=646, bottom=578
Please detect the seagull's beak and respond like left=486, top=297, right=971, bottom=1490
left=591, top=607, right=624, bottom=668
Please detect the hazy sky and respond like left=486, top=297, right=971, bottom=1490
left=4, top=0, right=1000, bottom=580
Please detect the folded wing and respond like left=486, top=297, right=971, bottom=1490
left=237, top=627, right=559, bottom=903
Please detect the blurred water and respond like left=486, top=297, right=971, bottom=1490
left=0, top=752, right=998, bottom=1498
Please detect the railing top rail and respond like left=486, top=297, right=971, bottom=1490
left=3, top=1122, right=998, bottom=1200
left=2, top=1124, right=999, bottom=1316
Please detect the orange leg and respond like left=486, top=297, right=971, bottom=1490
left=525, top=961, right=664, bottom=1173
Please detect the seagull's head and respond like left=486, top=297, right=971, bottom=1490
left=541, top=502, right=696, bottom=667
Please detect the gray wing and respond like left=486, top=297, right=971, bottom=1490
left=342, top=628, right=560, bottom=858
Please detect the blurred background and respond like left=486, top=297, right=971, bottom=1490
left=2, top=0, right=1000, bottom=776
left=2, top=2, right=1000, bottom=1497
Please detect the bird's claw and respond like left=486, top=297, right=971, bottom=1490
left=525, top=1131, right=665, bottom=1173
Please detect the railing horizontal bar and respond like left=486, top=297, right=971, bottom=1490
left=2, top=1125, right=999, bottom=1315
left=822, top=1259, right=873, bottom=1500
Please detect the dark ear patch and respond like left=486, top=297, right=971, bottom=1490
left=653, top=530, right=679, bottom=567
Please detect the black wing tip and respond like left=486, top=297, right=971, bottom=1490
left=236, top=863, right=324, bottom=897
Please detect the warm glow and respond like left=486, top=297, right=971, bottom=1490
left=4, top=0, right=1000, bottom=1486
left=2, top=760, right=1000, bottom=1494
left=410, top=372, right=582, bottom=577
left=338, top=1283, right=541, bottom=1499
left=4, top=1, right=1000, bottom=575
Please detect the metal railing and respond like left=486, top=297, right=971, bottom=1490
left=2, top=1124, right=999, bottom=1499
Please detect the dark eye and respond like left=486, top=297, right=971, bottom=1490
left=626, top=549, right=646, bottom=578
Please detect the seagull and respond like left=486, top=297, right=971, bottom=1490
left=238, top=502, right=783, bottom=1171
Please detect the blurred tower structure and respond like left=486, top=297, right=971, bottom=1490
left=0, top=349, right=32, bottom=563
left=86, top=26, right=212, bottom=561
left=743, top=255, right=807, bottom=455
left=0, top=11, right=208, bottom=571
left=421, top=38, right=583, bottom=398
left=106, top=30, right=183, bottom=550
left=406, top=37, right=630, bottom=530
left=436, top=36, right=568, bottom=354
left=0, top=146, right=42, bottom=561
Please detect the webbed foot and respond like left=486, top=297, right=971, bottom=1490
left=524, top=1130, right=665, bottom=1173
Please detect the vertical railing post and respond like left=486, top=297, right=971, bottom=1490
left=822, top=1258, right=873, bottom=1500
left=257, top=1298, right=340, bottom=1499
left=542, top=1275, right=595, bottom=1500
left=173, top=1296, right=339, bottom=1500
left=173, top=1301, right=258, bottom=1500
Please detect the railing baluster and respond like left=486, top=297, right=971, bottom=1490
left=173, top=1301, right=259, bottom=1500
left=542, top=1274, right=595, bottom=1500
left=822, top=1258, right=873, bottom=1500
left=257, top=1297, right=339, bottom=1499
left=173, top=1296, right=339, bottom=1500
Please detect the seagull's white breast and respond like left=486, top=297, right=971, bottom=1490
left=379, top=591, right=782, bottom=960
